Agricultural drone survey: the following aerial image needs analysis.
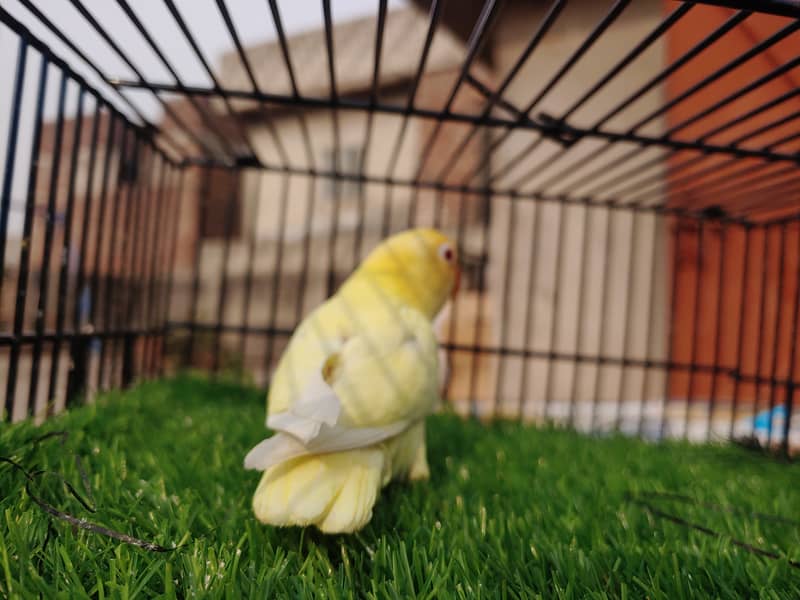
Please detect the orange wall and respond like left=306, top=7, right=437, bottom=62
left=663, top=2, right=800, bottom=411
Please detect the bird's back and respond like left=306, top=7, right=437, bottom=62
left=265, top=289, right=439, bottom=426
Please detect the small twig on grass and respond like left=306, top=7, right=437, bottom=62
left=24, top=474, right=174, bottom=553
left=634, top=491, right=800, bottom=527
left=626, top=491, right=800, bottom=570
left=1, top=430, right=180, bottom=553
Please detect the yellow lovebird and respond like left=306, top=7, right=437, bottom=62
left=244, top=228, right=460, bottom=534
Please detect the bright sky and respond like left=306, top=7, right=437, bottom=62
left=0, top=0, right=407, bottom=235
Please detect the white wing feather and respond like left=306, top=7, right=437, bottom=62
left=246, top=353, right=411, bottom=470
left=265, top=367, right=341, bottom=443
left=243, top=420, right=411, bottom=471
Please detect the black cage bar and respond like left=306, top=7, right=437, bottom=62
left=0, top=0, right=798, bottom=455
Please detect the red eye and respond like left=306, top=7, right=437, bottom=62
left=439, top=243, right=454, bottom=263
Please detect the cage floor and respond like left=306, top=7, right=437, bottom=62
left=1, top=376, right=799, bottom=597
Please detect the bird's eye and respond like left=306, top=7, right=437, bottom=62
left=438, top=243, right=454, bottom=263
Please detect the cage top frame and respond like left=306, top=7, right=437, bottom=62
left=2, top=0, right=800, bottom=226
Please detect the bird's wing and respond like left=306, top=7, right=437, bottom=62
left=265, top=366, right=342, bottom=443
left=243, top=420, right=411, bottom=471
left=244, top=305, right=439, bottom=471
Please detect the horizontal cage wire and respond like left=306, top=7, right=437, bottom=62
left=0, top=0, right=799, bottom=457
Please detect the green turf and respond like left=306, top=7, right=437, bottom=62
left=1, top=376, right=798, bottom=598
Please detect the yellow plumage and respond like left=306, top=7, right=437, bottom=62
left=244, top=228, right=459, bottom=533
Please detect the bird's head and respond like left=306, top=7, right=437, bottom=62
left=351, top=228, right=460, bottom=319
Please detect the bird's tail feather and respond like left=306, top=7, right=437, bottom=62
left=252, top=448, right=385, bottom=534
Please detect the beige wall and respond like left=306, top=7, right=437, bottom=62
left=481, top=0, right=670, bottom=422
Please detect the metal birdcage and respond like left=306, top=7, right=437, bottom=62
left=0, top=0, right=799, bottom=455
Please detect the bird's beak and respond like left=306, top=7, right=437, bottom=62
left=451, top=267, right=461, bottom=299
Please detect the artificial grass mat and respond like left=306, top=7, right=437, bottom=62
left=1, top=375, right=799, bottom=598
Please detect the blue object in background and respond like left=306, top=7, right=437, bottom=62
left=752, top=405, right=786, bottom=436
